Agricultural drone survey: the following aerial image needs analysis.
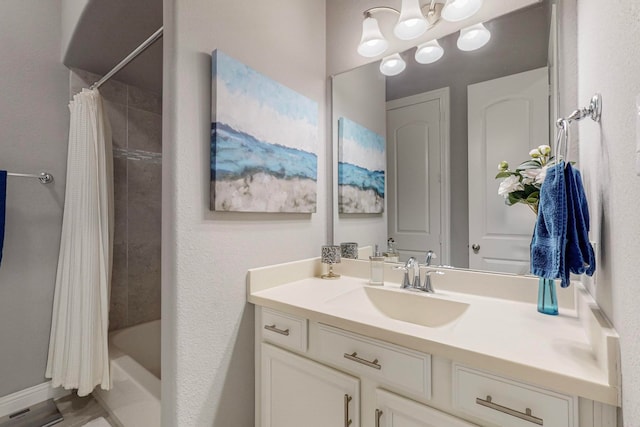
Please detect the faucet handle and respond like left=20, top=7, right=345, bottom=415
left=394, top=257, right=417, bottom=289
left=421, top=268, right=444, bottom=293
left=393, top=264, right=411, bottom=289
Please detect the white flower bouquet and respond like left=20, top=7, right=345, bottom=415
left=495, top=145, right=554, bottom=215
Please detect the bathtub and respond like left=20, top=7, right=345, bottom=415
left=94, top=320, right=161, bottom=427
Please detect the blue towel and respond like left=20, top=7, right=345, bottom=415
left=0, top=170, right=6, bottom=267
left=530, top=161, right=596, bottom=287
left=531, top=161, right=568, bottom=284
left=564, top=163, right=596, bottom=280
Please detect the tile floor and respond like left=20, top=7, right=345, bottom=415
left=53, top=394, right=116, bottom=427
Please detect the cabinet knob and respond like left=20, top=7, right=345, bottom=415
left=471, top=243, right=480, bottom=253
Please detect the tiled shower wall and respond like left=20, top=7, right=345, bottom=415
left=70, top=69, right=162, bottom=331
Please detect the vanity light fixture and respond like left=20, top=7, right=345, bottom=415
left=356, top=0, right=488, bottom=75
left=356, top=1, right=443, bottom=59
left=457, top=22, right=491, bottom=51
left=415, top=39, right=444, bottom=64
left=394, top=0, right=430, bottom=40
left=357, top=14, right=389, bottom=57
left=441, top=0, right=483, bottom=22
left=380, top=53, right=407, bottom=76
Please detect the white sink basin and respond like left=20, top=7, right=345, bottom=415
left=326, top=286, right=469, bottom=328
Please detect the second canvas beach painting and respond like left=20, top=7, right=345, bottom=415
left=338, top=117, right=385, bottom=214
left=210, top=50, right=318, bottom=212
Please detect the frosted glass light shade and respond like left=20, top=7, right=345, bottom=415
left=357, top=16, right=389, bottom=57
left=457, top=23, right=491, bottom=51
left=415, top=39, right=444, bottom=64
left=393, top=0, right=429, bottom=40
left=380, top=53, right=406, bottom=76
left=442, top=0, right=483, bottom=22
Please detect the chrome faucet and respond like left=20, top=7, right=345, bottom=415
left=394, top=252, right=443, bottom=293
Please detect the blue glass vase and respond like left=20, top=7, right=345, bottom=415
left=537, top=277, right=558, bottom=315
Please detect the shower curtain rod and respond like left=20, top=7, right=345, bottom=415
left=90, top=27, right=163, bottom=90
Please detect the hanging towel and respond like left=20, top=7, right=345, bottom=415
left=46, top=88, right=113, bottom=396
left=531, top=161, right=596, bottom=287
left=0, top=170, right=6, bottom=267
left=564, top=163, right=596, bottom=279
left=530, top=161, right=568, bottom=284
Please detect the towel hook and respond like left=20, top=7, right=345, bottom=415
left=554, top=118, right=569, bottom=163
left=556, top=93, right=602, bottom=128
left=554, top=93, right=602, bottom=166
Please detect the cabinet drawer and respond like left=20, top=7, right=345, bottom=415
left=452, top=364, right=577, bottom=427
left=316, top=324, right=431, bottom=399
left=261, top=308, right=308, bottom=352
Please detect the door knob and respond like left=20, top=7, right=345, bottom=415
left=471, top=244, right=480, bottom=253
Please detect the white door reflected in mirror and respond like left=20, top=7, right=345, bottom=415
left=467, top=67, right=548, bottom=274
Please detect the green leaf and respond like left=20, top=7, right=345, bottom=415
left=508, top=193, right=523, bottom=205
left=495, top=171, right=512, bottom=179
left=518, top=160, right=542, bottom=169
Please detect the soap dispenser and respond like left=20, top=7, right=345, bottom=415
left=369, top=244, right=385, bottom=286
left=384, top=237, right=399, bottom=262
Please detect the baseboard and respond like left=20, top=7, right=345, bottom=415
left=0, top=381, right=70, bottom=418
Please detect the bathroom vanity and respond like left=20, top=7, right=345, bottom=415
left=248, top=258, right=619, bottom=427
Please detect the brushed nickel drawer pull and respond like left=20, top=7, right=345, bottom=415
left=264, top=324, right=290, bottom=336
left=344, top=394, right=353, bottom=426
left=344, top=352, right=382, bottom=370
left=375, top=409, right=383, bottom=427
left=476, top=395, right=543, bottom=425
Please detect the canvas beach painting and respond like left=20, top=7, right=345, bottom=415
left=210, top=50, right=318, bottom=212
left=338, top=117, right=385, bottom=213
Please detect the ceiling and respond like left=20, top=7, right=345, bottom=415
left=62, top=0, right=163, bottom=93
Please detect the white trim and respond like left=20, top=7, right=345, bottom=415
left=0, top=381, right=70, bottom=418
left=386, top=87, right=452, bottom=265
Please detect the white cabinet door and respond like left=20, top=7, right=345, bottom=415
left=261, top=343, right=360, bottom=427
left=376, top=389, right=478, bottom=427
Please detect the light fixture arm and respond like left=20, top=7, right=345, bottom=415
left=364, top=1, right=442, bottom=24
left=423, top=1, right=443, bottom=26
left=362, top=0, right=444, bottom=20
left=363, top=7, right=400, bottom=18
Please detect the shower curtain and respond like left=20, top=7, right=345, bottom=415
left=46, top=88, right=113, bottom=396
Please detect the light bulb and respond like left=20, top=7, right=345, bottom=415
left=415, top=39, right=444, bottom=64
left=393, top=0, right=429, bottom=40
left=457, top=23, right=491, bottom=51
left=380, top=53, right=406, bottom=76
left=442, top=0, right=483, bottom=22
left=357, top=16, right=389, bottom=57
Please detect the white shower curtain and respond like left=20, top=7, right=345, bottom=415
left=46, top=88, right=113, bottom=396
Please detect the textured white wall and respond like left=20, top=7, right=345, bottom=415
left=332, top=62, right=387, bottom=250
left=0, top=0, right=69, bottom=397
left=162, top=0, right=327, bottom=425
left=576, top=1, right=640, bottom=423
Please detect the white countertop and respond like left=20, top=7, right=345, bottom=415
left=247, top=258, right=620, bottom=406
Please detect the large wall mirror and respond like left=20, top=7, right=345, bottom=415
left=331, top=0, right=558, bottom=275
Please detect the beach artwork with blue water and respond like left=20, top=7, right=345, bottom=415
left=338, top=117, right=385, bottom=213
left=210, top=50, right=318, bottom=212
